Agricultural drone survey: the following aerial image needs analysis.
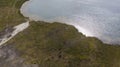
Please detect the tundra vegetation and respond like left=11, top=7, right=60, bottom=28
left=0, top=0, right=120, bottom=67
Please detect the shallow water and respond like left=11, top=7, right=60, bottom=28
left=21, top=0, right=120, bottom=44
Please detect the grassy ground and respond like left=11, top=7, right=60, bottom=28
left=1, top=0, right=120, bottom=67
left=9, top=21, right=120, bottom=67
left=0, top=0, right=27, bottom=30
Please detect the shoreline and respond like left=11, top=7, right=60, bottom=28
left=20, top=0, right=120, bottom=45
left=20, top=0, right=94, bottom=36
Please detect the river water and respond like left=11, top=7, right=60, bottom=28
left=20, top=0, right=120, bottom=44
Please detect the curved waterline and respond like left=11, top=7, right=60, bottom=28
left=20, top=0, right=120, bottom=44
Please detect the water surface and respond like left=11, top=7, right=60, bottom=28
left=21, top=0, right=120, bottom=44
